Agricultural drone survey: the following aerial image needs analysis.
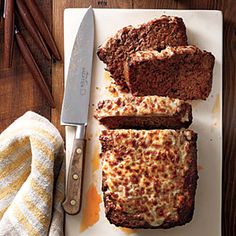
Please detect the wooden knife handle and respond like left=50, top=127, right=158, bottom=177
left=63, top=138, right=85, bottom=215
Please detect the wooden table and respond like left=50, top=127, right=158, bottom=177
left=0, top=0, right=235, bottom=235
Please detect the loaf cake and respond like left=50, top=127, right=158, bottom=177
left=124, top=45, right=215, bottom=100
left=100, top=129, right=198, bottom=228
left=95, top=96, right=192, bottom=129
left=97, top=16, right=188, bottom=90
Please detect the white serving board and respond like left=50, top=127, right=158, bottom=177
left=64, top=9, right=222, bottom=236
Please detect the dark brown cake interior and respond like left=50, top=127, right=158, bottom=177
left=124, top=46, right=215, bottom=100
left=97, top=16, right=188, bottom=90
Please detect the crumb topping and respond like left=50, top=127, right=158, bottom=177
left=95, top=96, right=186, bottom=119
left=130, top=46, right=201, bottom=61
left=100, top=129, right=195, bottom=226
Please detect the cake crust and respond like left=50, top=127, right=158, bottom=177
left=100, top=129, right=198, bottom=229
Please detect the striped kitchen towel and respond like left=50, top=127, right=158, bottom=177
left=0, top=111, right=65, bottom=236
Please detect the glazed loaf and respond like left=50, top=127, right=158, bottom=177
left=124, top=46, right=215, bottom=100
left=100, top=129, right=198, bottom=229
left=97, top=16, right=188, bottom=90
left=95, top=96, right=192, bottom=129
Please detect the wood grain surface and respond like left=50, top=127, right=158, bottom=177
left=0, top=0, right=52, bottom=131
left=0, top=0, right=235, bottom=235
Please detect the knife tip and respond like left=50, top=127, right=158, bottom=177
left=88, top=5, right=94, bottom=12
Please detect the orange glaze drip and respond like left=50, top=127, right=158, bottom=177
left=104, top=70, right=112, bottom=81
left=80, top=184, right=102, bottom=232
left=92, top=145, right=100, bottom=173
left=197, top=165, right=204, bottom=171
left=120, top=227, right=136, bottom=235
left=212, top=94, right=220, bottom=114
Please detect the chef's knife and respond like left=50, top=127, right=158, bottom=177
left=61, top=7, right=94, bottom=215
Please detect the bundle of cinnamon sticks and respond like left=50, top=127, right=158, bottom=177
left=0, top=0, right=61, bottom=108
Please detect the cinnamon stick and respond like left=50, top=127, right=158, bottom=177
left=15, top=0, right=51, bottom=60
left=15, top=27, right=55, bottom=108
left=0, top=0, right=3, bottom=20
left=24, top=0, right=61, bottom=61
left=3, top=0, right=14, bottom=68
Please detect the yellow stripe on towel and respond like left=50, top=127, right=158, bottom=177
left=0, top=138, right=29, bottom=160
left=0, top=166, right=30, bottom=200
left=34, top=127, right=61, bottom=150
left=34, top=159, right=53, bottom=183
left=23, top=195, right=50, bottom=229
left=0, top=126, right=60, bottom=151
left=12, top=205, right=40, bottom=236
left=30, top=179, right=52, bottom=207
left=31, top=137, right=54, bottom=162
left=0, top=206, right=9, bottom=219
left=0, top=149, right=31, bottom=181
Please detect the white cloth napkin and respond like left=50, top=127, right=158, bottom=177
left=0, top=111, right=65, bottom=236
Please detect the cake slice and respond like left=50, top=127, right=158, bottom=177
left=124, top=46, right=215, bottom=100
left=95, top=96, right=192, bottom=129
left=100, top=129, right=198, bottom=229
left=97, top=16, right=188, bottom=90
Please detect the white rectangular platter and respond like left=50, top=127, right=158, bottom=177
left=64, top=9, right=222, bottom=236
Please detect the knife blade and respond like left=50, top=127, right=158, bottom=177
left=61, top=7, right=94, bottom=215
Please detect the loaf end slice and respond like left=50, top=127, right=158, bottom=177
left=100, top=129, right=198, bottom=229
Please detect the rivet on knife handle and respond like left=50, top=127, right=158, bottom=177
left=62, top=139, right=85, bottom=215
